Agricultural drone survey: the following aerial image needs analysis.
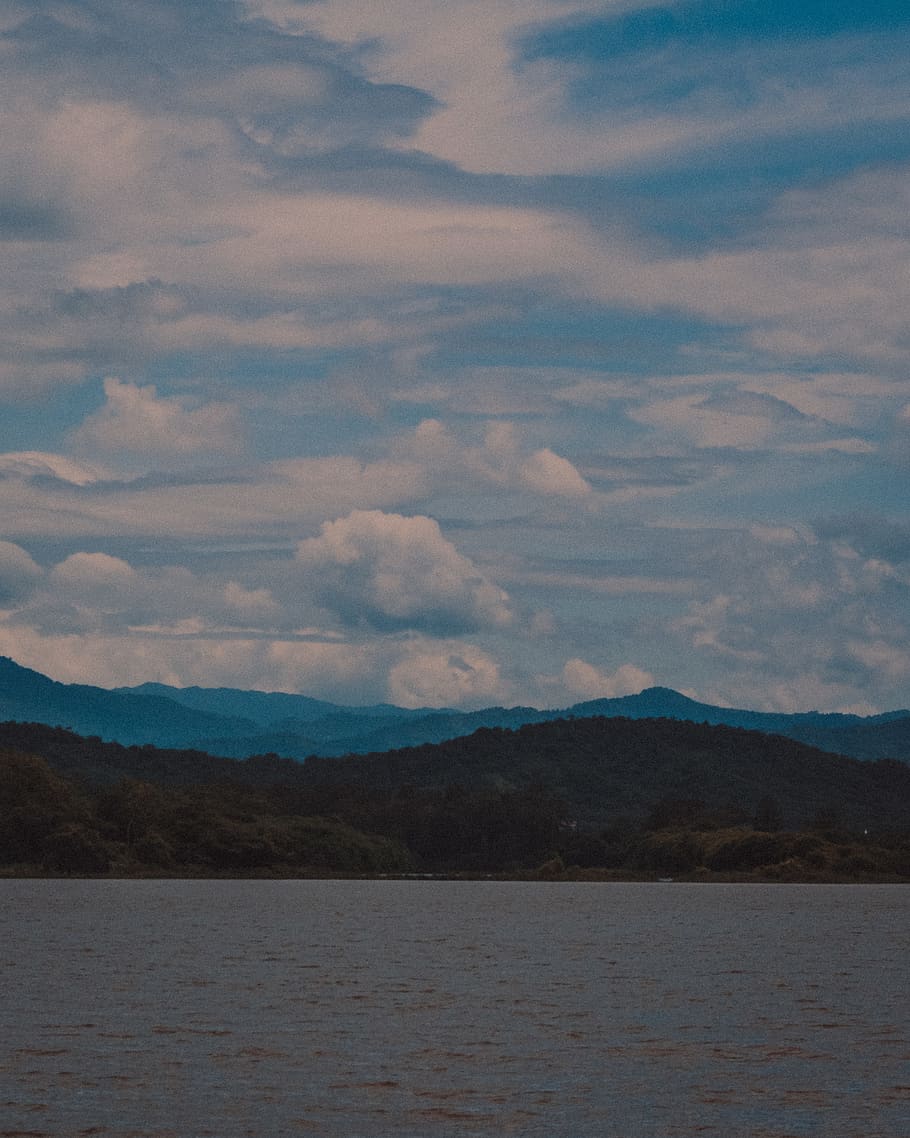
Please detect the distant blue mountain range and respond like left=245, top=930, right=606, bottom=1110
left=0, top=655, right=907, bottom=763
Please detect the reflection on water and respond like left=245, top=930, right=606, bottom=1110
left=1, top=880, right=908, bottom=1136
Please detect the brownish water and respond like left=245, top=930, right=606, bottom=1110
left=1, top=880, right=908, bottom=1136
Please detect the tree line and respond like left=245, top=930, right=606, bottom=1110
left=3, top=737, right=910, bottom=880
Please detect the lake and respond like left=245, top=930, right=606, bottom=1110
left=1, top=880, right=908, bottom=1136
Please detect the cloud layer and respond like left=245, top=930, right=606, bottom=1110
left=0, top=1, right=907, bottom=711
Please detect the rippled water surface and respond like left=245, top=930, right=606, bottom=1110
left=1, top=880, right=908, bottom=1137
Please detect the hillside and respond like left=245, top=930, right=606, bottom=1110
left=4, top=714, right=910, bottom=835
left=299, top=716, right=910, bottom=833
left=5, top=715, right=910, bottom=878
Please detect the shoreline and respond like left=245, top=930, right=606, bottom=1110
left=3, top=866, right=909, bottom=884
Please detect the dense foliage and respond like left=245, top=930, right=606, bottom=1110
left=3, top=715, right=910, bottom=878
left=0, top=747, right=411, bottom=876
left=300, top=715, right=910, bottom=832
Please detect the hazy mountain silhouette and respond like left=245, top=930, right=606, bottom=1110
left=1, top=655, right=908, bottom=763
left=0, top=656, right=256, bottom=747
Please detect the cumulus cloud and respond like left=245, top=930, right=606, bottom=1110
left=387, top=640, right=506, bottom=708
left=519, top=447, right=592, bottom=497
left=35, top=554, right=202, bottom=634
left=662, top=525, right=910, bottom=712
left=296, top=510, right=512, bottom=633
left=223, top=581, right=279, bottom=619
left=480, top=422, right=592, bottom=497
left=50, top=551, right=137, bottom=591
left=408, top=418, right=591, bottom=499
left=10, top=551, right=293, bottom=639
left=0, top=619, right=507, bottom=709
left=559, top=658, right=655, bottom=701
left=0, top=541, right=42, bottom=605
left=70, top=378, right=245, bottom=465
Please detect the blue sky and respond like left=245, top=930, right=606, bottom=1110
left=0, top=0, right=908, bottom=713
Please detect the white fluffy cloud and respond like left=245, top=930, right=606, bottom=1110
left=559, top=658, right=655, bottom=701
left=296, top=509, right=512, bottom=633
left=14, top=551, right=290, bottom=639
left=51, top=551, right=137, bottom=588
left=0, top=541, right=42, bottom=604
left=0, top=619, right=508, bottom=708
left=409, top=419, right=592, bottom=498
left=70, top=378, right=245, bottom=465
left=387, top=640, right=506, bottom=708
left=663, top=527, right=910, bottom=712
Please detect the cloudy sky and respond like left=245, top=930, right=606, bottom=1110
left=1, top=0, right=909, bottom=713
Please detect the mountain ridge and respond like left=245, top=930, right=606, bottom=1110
left=1, top=655, right=908, bottom=763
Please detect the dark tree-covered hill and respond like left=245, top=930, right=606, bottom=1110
left=0, top=720, right=304, bottom=788
left=5, top=715, right=910, bottom=877
left=299, top=716, right=910, bottom=833
left=5, top=713, right=908, bottom=836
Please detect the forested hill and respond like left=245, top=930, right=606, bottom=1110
left=4, top=714, right=910, bottom=835
left=0, top=720, right=301, bottom=788
left=299, top=716, right=910, bottom=833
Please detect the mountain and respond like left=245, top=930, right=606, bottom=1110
left=0, top=656, right=257, bottom=747
left=568, top=685, right=907, bottom=735
left=118, top=681, right=545, bottom=757
left=125, top=677, right=910, bottom=762
left=119, top=681, right=423, bottom=727
left=565, top=687, right=910, bottom=760
left=116, top=676, right=910, bottom=762
left=2, top=655, right=909, bottom=763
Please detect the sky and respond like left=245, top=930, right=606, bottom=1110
left=0, top=0, right=909, bottom=713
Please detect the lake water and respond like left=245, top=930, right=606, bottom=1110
left=1, top=880, right=908, bottom=1137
